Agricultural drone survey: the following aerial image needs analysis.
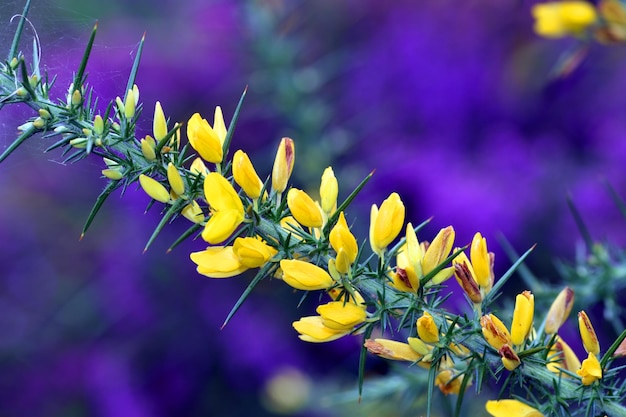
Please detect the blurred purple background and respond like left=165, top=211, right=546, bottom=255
left=2, top=0, right=626, bottom=416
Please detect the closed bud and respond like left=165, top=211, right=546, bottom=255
left=578, top=311, right=600, bottom=355
left=320, top=167, right=338, bottom=214
left=139, top=174, right=170, bottom=203
left=141, top=135, right=157, bottom=161
left=124, top=87, right=138, bottom=119
left=71, top=89, right=82, bottom=106
left=93, top=115, right=104, bottom=136
left=329, top=212, right=358, bottom=265
left=181, top=201, right=205, bottom=224
left=153, top=101, right=167, bottom=141
left=38, top=108, right=51, bottom=120
left=167, top=162, right=185, bottom=196
left=511, top=290, right=534, bottom=346
left=279, top=259, right=334, bottom=291
left=102, top=168, right=123, bottom=180
left=287, top=188, right=323, bottom=228
left=213, top=106, right=227, bottom=145
left=232, top=150, right=263, bottom=199
left=545, top=287, right=574, bottom=334
left=369, top=192, right=405, bottom=256
left=32, top=117, right=45, bottom=129
left=470, top=232, right=494, bottom=290
left=417, top=312, right=439, bottom=344
left=271, top=137, right=295, bottom=193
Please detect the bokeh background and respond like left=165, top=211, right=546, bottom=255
left=1, top=0, right=626, bottom=416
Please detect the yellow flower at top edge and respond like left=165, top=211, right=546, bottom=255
left=532, top=1, right=598, bottom=39
left=187, top=112, right=223, bottom=164
left=486, top=399, right=544, bottom=417
left=369, top=192, right=405, bottom=257
left=201, top=172, right=244, bottom=244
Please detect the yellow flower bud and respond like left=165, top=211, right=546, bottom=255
left=32, top=117, right=45, bottom=129
left=167, top=163, right=185, bottom=196
left=213, top=106, right=227, bottom=145
left=320, top=166, right=338, bottom=214
left=417, top=312, right=439, bottom=344
left=232, top=150, right=263, bottom=199
left=407, top=336, right=432, bottom=356
left=201, top=173, right=244, bottom=244
left=329, top=212, right=358, bottom=264
left=153, top=101, right=168, bottom=142
left=271, top=137, right=295, bottom=193
left=480, top=314, right=512, bottom=350
left=485, top=399, right=544, bottom=417
left=233, top=237, right=277, bottom=268
left=102, top=168, right=123, bottom=180
left=190, top=246, right=249, bottom=278
left=545, top=287, right=574, bottom=334
left=532, top=1, right=597, bottom=39
left=511, top=290, right=534, bottom=346
left=364, top=338, right=422, bottom=362
left=190, top=157, right=208, bottom=177
left=287, top=188, right=323, bottom=228
left=576, top=352, right=602, bottom=385
left=187, top=112, right=223, bottom=164
left=547, top=337, right=581, bottom=375
left=181, top=201, right=205, bottom=224
left=421, top=226, right=455, bottom=276
left=292, top=316, right=349, bottom=343
left=124, top=87, right=138, bottom=119
left=93, top=115, right=104, bottom=136
left=470, top=232, right=493, bottom=290
left=71, top=89, right=82, bottom=106
left=317, top=301, right=366, bottom=330
left=334, top=248, right=352, bottom=275
left=578, top=311, right=600, bottom=355
left=139, top=174, right=170, bottom=204
left=38, top=108, right=51, bottom=120
left=141, top=135, right=157, bottom=161
left=369, top=192, right=405, bottom=256
left=279, top=259, right=334, bottom=291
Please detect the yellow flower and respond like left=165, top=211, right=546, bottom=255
left=272, top=137, right=295, bottom=193
left=486, top=399, right=543, bottom=417
left=469, top=232, right=494, bottom=290
left=181, top=200, right=205, bottom=224
left=511, top=291, right=534, bottom=346
left=421, top=226, right=455, bottom=281
left=212, top=106, right=227, bottom=145
left=369, top=192, right=405, bottom=256
left=292, top=316, right=349, bottom=343
left=577, top=352, right=602, bottom=385
left=452, top=251, right=482, bottom=303
left=124, top=85, right=139, bottom=119
left=187, top=112, right=223, bottom=164
left=319, top=166, right=338, bottom=215
left=547, top=336, right=581, bottom=375
left=391, top=265, right=419, bottom=293
left=153, top=101, right=168, bottom=142
left=232, top=150, right=263, bottom=199
left=167, top=162, right=185, bottom=196
left=287, top=188, right=323, bottom=228
left=279, top=259, right=334, bottom=291
left=578, top=310, right=600, bottom=355
left=329, top=212, right=358, bottom=274
left=139, top=174, right=170, bottom=204
left=417, top=312, right=439, bottom=344
left=190, top=157, right=209, bottom=177
left=140, top=135, right=157, bottom=161
left=364, top=338, right=422, bottom=362
left=544, top=287, right=574, bottom=334
left=480, top=314, right=512, bottom=350
left=201, top=173, right=244, bottom=244
left=190, top=246, right=249, bottom=278
left=435, top=369, right=466, bottom=395
left=317, top=301, right=367, bottom=330
left=499, top=344, right=521, bottom=371
left=532, top=1, right=597, bottom=39
left=233, top=237, right=277, bottom=268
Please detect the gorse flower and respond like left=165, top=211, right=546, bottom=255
left=486, top=399, right=544, bottom=417
left=369, top=192, right=405, bottom=257
left=187, top=112, right=223, bottom=164
left=532, top=1, right=598, bottom=38
left=279, top=259, right=334, bottom=291
left=287, top=188, right=323, bottom=228
left=201, top=172, right=244, bottom=244
left=232, top=149, right=263, bottom=199
left=272, top=137, right=295, bottom=193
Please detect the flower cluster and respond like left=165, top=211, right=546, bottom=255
left=2, top=4, right=626, bottom=417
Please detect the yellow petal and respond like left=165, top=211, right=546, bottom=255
left=232, top=150, right=263, bottom=199
left=364, top=338, right=422, bottom=362
left=421, top=226, right=455, bottom=276
left=181, top=200, right=205, bottom=224
left=576, top=352, right=602, bottom=385
left=480, top=314, right=512, bottom=350
left=293, top=316, right=348, bottom=342
left=329, top=212, right=358, bottom=264
left=187, top=113, right=223, bottom=164
left=485, top=399, right=544, bottom=417
left=190, top=246, right=249, bottom=278
left=153, top=101, right=168, bottom=142
left=511, top=290, right=534, bottom=346
left=139, top=174, right=170, bottom=203
left=417, top=312, right=439, bottom=344
left=233, top=237, right=277, bottom=268
left=279, top=259, right=334, bottom=291
left=167, top=162, right=185, bottom=196
left=213, top=106, right=227, bottom=145
left=578, top=311, right=600, bottom=355
left=545, top=287, right=574, bottom=334
left=370, top=193, right=405, bottom=255
left=204, top=172, right=244, bottom=213
left=317, top=301, right=366, bottom=330
left=470, top=232, right=492, bottom=289
left=320, top=166, right=338, bottom=215
left=271, top=137, right=295, bottom=193
left=287, top=188, right=323, bottom=228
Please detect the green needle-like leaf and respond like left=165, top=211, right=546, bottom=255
left=8, top=0, right=32, bottom=62
left=74, top=22, right=98, bottom=91
left=80, top=180, right=120, bottom=239
left=0, top=124, right=36, bottom=162
left=124, top=33, right=145, bottom=100
left=221, top=86, right=247, bottom=164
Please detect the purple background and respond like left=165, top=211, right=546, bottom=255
left=2, top=0, right=626, bottom=415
